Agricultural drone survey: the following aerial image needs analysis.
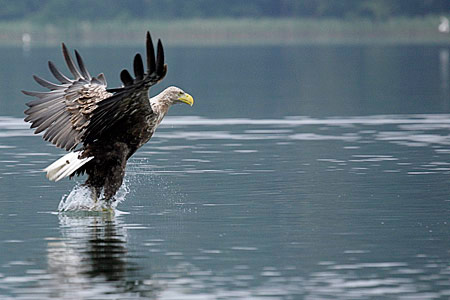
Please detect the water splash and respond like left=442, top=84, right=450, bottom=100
left=58, top=180, right=130, bottom=212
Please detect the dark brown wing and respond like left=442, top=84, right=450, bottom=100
left=23, top=43, right=111, bottom=151
left=82, top=31, right=167, bottom=145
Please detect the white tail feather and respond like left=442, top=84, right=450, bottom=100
left=44, top=151, right=94, bottom=182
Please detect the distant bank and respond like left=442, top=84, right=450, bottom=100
left=1, top=17, right=450, bottom=46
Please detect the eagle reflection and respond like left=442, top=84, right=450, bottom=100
left=46, top=213, right=158, bottom=298
left=82, top=217, right=129, bottom=280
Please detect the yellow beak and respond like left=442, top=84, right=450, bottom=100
left=178, top=93, right=194, bottom=106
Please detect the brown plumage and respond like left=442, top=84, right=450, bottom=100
left=23, top=31, right=194, bottom=202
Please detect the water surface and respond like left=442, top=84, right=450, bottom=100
left=0, top=45, right=450, bottom=299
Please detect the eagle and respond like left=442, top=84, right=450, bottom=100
left=23, top=31, right=194, bottom=202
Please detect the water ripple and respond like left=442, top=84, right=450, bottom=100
left=1, top=114, right=450, bottom=298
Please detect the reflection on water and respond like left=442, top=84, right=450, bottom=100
left=1, top=213, right=160, bottom=299
left=50, top=213, right=129, bottom=282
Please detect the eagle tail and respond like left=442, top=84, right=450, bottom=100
left=44, top=151, right=93, bottom=182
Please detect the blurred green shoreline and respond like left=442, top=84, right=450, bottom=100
left=1, top=17, right=450, bottom=46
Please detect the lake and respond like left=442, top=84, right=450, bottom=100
left=0, top=43, right=450, bottom=299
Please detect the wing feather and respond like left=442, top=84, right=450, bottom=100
left=48, top=61, right=71, bottom=84
left=75, top=50, right=91, bottom=80
left=24, top=44, right=111, bottom=150
left=120, top=70, right=134, bottom=86
left=43, top=112, right=70, bottom=142
left=34, top=109, right=66, bottom=133
left=24, top=96, right=65, bottom=114
left=25, top=97, right=62, bottom=112
left=156, top=39, right=165, bottom=76
left=22, top=90, right=64, bottom=99
left=97, top=73, right=107, bottom=85
left=146, top=31, right=156, bottom=73
left=133, top=54, right=144, bottom=81
left=28, top=103, right=65, bottom=126
left=62, top=43, right=82, bottom=80
left=54, top=122, right=75, bottom=149
left=33, top=75, right=65, bottom=90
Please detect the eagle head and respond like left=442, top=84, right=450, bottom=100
left=163, top=86, right=194, bottom=106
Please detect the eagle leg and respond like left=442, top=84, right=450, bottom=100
left=83, top=142, right=130, bottom=204
left=103, top=163, right=126, bottom=203
left=90, top=186, right=100, bottom=203
left=101, top=142, right=129, bottom=203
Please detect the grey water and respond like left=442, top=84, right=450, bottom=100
left=0, top=43, right=450, bottom=299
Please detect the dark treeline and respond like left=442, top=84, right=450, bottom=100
left=1, top=0, right=450, bottom=22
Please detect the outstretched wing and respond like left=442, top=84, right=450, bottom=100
left=82, top=31, right=167, bottom=145
left=23, top=31, right=167, bottom=151
left=23, top=43, right=111, bottom=151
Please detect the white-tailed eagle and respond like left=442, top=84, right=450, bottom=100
left=23, top=31, right=194, bottom=202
